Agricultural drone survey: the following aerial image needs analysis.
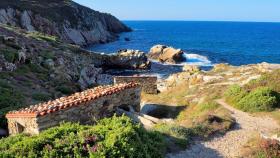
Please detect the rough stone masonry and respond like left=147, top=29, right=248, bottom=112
left=114, top=76, right=158, bottom=94
left=6, top=83, right=141, bottom=135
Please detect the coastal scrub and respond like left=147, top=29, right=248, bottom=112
left=0, top=115, right=166, bottom=158
left=225, top=85, right=279, bottom=112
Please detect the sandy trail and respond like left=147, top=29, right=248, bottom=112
left=167, top=99, right=279, bottom=158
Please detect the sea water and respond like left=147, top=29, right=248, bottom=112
left=87, top=21, right=280, bottom=77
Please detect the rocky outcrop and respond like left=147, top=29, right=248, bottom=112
left=0, top=25, right=149, bottom=90
left=20, top=11, right=35, bottom=31
left=0, top=0, right=131, bottom=45
left=78, top=65, right=113, bottom=90
left=148, top=45, right=185, bottom=64
left=107, top=49, right=151, bottom=69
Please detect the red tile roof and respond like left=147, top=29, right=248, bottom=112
left=6, top=82, right=139, bottom=118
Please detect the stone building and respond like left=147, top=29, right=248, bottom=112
left=114, top=76, right=158, bottom=94
left=6, top=83, right=141, bottom=135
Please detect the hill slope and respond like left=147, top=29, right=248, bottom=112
left=0, top=0, right=131, bottom=45
left=0, top=24, right=148, bottom=129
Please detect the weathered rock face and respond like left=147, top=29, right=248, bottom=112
left=107, top=49, right=151, bottom=69
left=78, top=65, right=113, bottom=90
left=0, top=26, right=150, bottom=92
left=0, top=0, right=131, bottom=46
left=148, top=45, right=185, bottom=64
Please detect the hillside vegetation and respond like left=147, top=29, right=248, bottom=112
left=0, top=24, right=144, bottom=129
left=0, top=25, right=103, bottom=128
left=0, top=115, right=165, bottom=158
left=225, top=69, right=280, bottom=112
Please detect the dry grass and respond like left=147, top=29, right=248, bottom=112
left=141, top=82, right=190, bottom=106
left=178, top=102, right=234, bottom=130
left=240, top=134, right=263, bottom=158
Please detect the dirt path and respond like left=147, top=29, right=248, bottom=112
left=166, top=99, right=279, bottom=158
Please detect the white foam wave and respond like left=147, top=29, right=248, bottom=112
left=182, top=53, right=212, bottom=66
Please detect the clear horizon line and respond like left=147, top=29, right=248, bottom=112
left=120, top=19, right=280, bottom=23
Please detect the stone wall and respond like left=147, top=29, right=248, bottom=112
left=114, top=76, right=157, bottom=94
left=7, top=117, right=39, bottom=135
left=6, top=84, right=141, bottom=135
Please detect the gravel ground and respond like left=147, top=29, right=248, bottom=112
left=166, top=99, right=279, bottom=158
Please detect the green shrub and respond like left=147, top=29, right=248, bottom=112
left=0, top=87, right=24, bottom=109
left=32, top=93, right=52, bottom=101
left=197, top=102, right=220, bottom=112
left=225, top=85, right=280, bottom=112
left=224, top=84, right=248, bottom=105
left=14, top=65, right=30, bottom=75
left=0, top=81, right=24, bottom=128
left=56, top=85, right=75, bottom=95
left=154, top=124, right=194, bottom=147
left=0, top=115, right=166, bottom=158
left=28, top=63, right=48, bottom=74
left=40, top=50, right=55, bottom=59
left=2, top=48, right=18, bottom=63
left=238, top=87, right=279, bottom=112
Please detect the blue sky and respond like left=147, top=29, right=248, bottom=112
left=73, top=0, right=280, bottom=22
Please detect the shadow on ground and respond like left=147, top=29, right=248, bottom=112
left=166, top=140, right=223, bottom=158
left=141, top=103, right=186, bottom=119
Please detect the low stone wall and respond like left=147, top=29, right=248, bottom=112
left=6, top=83, right=141, bottom=135
left=114, top=76, right=157, bottom=94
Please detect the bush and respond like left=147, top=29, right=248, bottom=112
left=56, top=85, right=75, bottom=95
left=225, top=85, right=280, bottom=112
left=197, top=102, right=220, bottom=112
left=2, top=48, right=18, bottom=63
left=238, top=87, right=279, bottom=112
left=225, top=84, right=248, bottom=105
left=154, top=124, right=194, bottom=147
left=32, top=93, right=52, bottom=101
left=0, top=81, right=24, bottom=127
left=0, top=115, right=166, bottom=158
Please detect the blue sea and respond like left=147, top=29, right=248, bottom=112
left=88, top=21, right=280, bottom=67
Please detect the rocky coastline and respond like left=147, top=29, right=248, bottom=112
left=0, top=0, right=131, bottom=46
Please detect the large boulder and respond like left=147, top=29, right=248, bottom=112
left=148, top=45, right=185, bottom=64
left=107, top=49, right=151, bottom=69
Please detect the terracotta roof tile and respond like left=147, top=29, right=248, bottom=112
left=6, top=82, right=139, bottom=118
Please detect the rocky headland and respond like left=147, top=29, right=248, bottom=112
left=0, top=0, right=131, bottom=46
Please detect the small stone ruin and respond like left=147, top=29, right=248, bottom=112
left=6, top=82, right=141, bottom=135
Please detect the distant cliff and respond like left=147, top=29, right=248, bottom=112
left=0, top=0, right=131, bottom=45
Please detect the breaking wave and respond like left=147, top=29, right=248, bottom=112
left=182, top=53, right=212, bottom=66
